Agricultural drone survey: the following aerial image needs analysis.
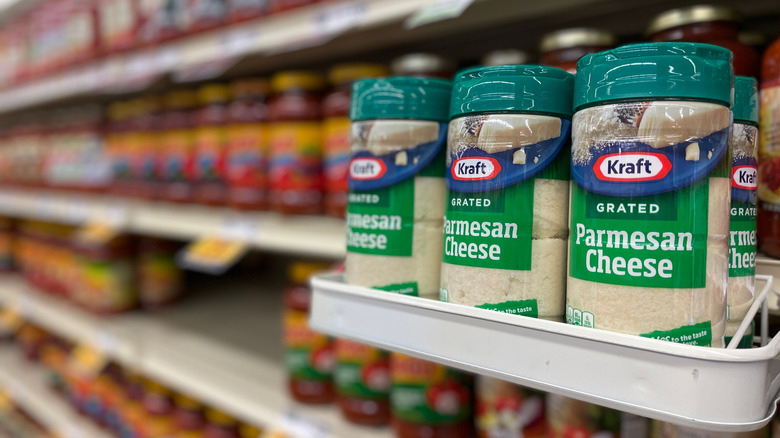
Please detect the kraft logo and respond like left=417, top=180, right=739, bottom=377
left=593, top=152, right=672, bottom=182
left=732, top=165, right=757, bottom=190
left=350, top=158, right=386, bottom=180
left=452, top=157, right=501, bottom=181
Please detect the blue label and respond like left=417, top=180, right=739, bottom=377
left=349, top=121, right=446, bottom=191
left=447, top=116, right=570, bottom=193
left=571, top=102, right=731, bottom=197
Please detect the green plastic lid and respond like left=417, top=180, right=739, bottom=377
left=450, top=64, right=575, bottom=119
left=574, top=42, right=733, bottom=111
left=734, top=76, right=758, bottom=125
left=350, top=77, right=452, bottom=122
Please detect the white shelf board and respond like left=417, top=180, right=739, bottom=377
left=310, top=273, right=780, bottom=432
left=0, top=188, right=345, bottom=258
left=0, top=274, right=389, bottom=438
left=0, top=344, right=111, bottom=438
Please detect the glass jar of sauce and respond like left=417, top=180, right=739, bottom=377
left=284, top=261, right=334, bottom=404
left=173, top=394, right=207, bottom=437
left=226, top=79, right=270, bottom=210
left=390, top=353, right=474, bottom=438
left=648, top=5, right=759, bottom=78
left=268, top=71, right=325, bottom=215
left=142, top=380, right=176, bottom=438
left=194, top=84, right=232, bottom=206
left=322, top=63, right=388, bottom=218
left=758, top=37, right=780, bottom=258
left=269, top=0, right=317, bottom=14
left=204, top=409, right=241, bottom=438
left=540, top=28, right=615, bottom=74
left=137, top=237, right=183, bottom=310
left=158, top=90, right=198, bottom=203
left=72, top=234, right=137, bottom=314
left=228, top=0, right=268, bottom=23
left=391, top=53, right=455, bottom=79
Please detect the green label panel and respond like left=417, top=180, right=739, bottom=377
left=347, top=178, right=415, bottom=257
left=286, top=349, right=331, bottom=381
left=639, top=321, right=713, bottom=347
left=476, top=299, right=538, bottom=317
left=729, top=200, right=757, bottom=278
left=443, top=182, right=533, bottom=270
left=569, top=179, right=710, bottom=288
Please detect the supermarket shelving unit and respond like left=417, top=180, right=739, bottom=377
left=0, top=0, right=777, bottom=435
left=0, top=345, right=110, bottom=438
left=0, top=274, right=390, bottom=438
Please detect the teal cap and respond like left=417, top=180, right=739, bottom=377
left=734, top=76, right=758, bottom=125
left=450, top=64, right=575, bottom=119
left=574, top=42, right=734, bottom=111
left=350, top=77, right=452, bottom=122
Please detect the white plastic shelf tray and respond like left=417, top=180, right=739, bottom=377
left=310, top=273, right=780, bottom=432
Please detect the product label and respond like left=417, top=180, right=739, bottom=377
left=569, top=102, right=731, bottom=289
left=226, top=123, right=267, bottom=187
left=284, top=309, right=335, bottom=381
left=731, top=123, right=758, bottom=278
left=138, top=132, right=158, bottom=180
left=269, top=122, right=322, bottom=191
left=759, top=85, right=780, bottom=210
left=475, top=377, right=546, bottom=438
left=323, top=116, right=351, bottom=193
left=477, top=300, right=538, bottom=317
left=194, top=126, right=227, bottom=181
left=547, top=393, right=622, bottom=438
left=159, top=130, right=195, bottom=181
left=443, top=114, right=569, bottom=270
left=638, top=321, right=712, bottom=346
left=335, top=339, right=390, bottom=399
left=80, top=259, right=135, bottom=312
left=346, top=120, right=446, bottom=261
left=391, top=354, right=472, bottom=425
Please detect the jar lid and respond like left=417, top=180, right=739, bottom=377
left=647, top=5, right=741, bottom=36
left=328, top=63, right=389, bottom=85
left=351, top=77, right=452, bottom=122
left=450, top=64, right=574, bottom=119
left=391, top=53, right=455, bottom=76
left=574, top=42, right=733, bottom=111
left=231, top=79, right=271, bottom=98
left=164, top=90, right=198, bottom=110
left=289, top=262, right=331, bottom=284
left=540, top=28, right=616, bottom=53
left=481, top=49, right=530, bottom=66
left=271, top=71, right=326, bottom=92
left=734, top=76, right=758, bottom=125
left=197, top=84, right=231, bottom=105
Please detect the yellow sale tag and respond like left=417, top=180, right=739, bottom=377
left=69, top=344, right=108, bottom=378
left=179, top=236, right=247, bottom=275
left=0, top=390, right=13, bottom=413
left=75, top=222, right=120, bottom=245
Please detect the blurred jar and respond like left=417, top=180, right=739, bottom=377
left=268, top=71, right=325, bottom=215
left=647, top=5, right=759, bottom=77
left=173, top=394, right=207, bottom=437
left=391, top=53, right=455, bottom=79
left=284, top=261, right=334, bottom=404
left=158, top=90, right=198, bottom=203
left=137, top=237, right=184, bottom=310
left=142, top=380, right=176, bottom=438
left=269, top=0, right=317, bottom=14
left=226, top=79, right=271, bottom=210
left=194, top=84, right=232, bottom=206
left=229, top=0, right=268, bottom=23
left=322, top=63, right=389, bottom=218
left=539, top=28, right=616, bottom=73
left=72, top=234, right=137, bottom=314
left=204, top=409, right=241, bottom=438
left=481, top=49, right=531, bottom=66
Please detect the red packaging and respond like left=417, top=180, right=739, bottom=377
left=99, top=0, right=141, bottom=53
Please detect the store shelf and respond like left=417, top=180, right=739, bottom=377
left=310, top=273, right=780, bottom=432
left=0, top=273, right=390, bottom=437
left=0, top=344, right=110, bottom=438
left=0, top=188, right=345, bottom=258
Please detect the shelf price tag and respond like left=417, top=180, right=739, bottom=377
left=404, top=0, right=475, bottom=28
left=177, top=235, right=248, bottom=275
